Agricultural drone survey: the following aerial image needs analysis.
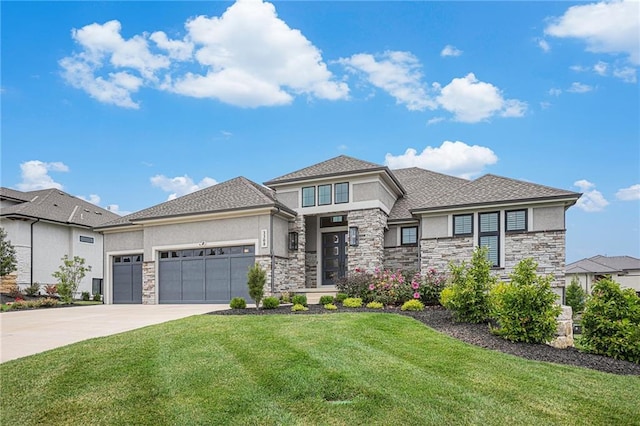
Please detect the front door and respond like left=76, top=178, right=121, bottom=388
left=322, top=231, right=347, bottom=285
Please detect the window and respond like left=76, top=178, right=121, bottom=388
left=506, top=209, right=527, bottom=232
left=79, top=235, right=94, bottom=244
left=320, top=215, right=347, bottom=228
left=453, top=214, right=473, bottom=236
left=335, top=182, right=349, bottom=204
left=318, top=184, right=332, bottom=205
left=479, top=212, right=499, bottom=267
left=302, top=186, right=315, bottom=207
left=401, top=226, right=418, bottom=245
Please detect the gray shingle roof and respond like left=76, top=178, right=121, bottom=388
left=411, top=174, right=581, bottom=212
left=0, top=187, right=33, bottom=202
left=388, top=168, right=469, bottom=221
left=0, top=187, right=120, bottom=227
left=264, top=155, right=404, bottom=193
left=98, top=176, right=295, bottom=228
left=567, top=255, right=640, bottom=274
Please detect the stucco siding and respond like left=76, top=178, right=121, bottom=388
left=384, top=225, right=399, bottom=247
left=422, top=215, right=448, bottom=239
left=104, top=230, right=144, bottom=253
left=1, top=218, right=33, bottom=284
left=276, top=191, right=298, bottom=210
left=532, top=206, right=564, bottom=231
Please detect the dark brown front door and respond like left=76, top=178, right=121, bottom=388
left=322, top=231, right=347, bottom=285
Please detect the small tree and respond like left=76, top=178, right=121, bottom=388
left=565, top=276, right=586, bottom=315
left=0, top=227, right=17, bottom=277
left=247, top=263, right=266, bottom=309
left=52, top=255, right=91, bottom=304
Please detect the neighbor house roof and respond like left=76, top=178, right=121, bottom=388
left=264, top=155, right=405, bottom=194
left=97, top=176, right=296, bottom=229
left=0, top=187, right=120, bottom=227
left=566, top=255, right=640, bottom=274
left=411, top=174, right=581, bottom=212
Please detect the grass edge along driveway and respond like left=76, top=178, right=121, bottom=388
left=1, top=313, right=639, bottom=425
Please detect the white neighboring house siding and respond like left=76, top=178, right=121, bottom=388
left=566, top=271, right=640, bottom=294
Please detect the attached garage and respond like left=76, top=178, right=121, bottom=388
left=112, top=254, right=143, bottom=304
left=158, top=245, right=255, bottom=303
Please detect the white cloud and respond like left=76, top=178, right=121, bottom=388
left=613, top=66, right=637, bottom=83
left=60, top=0, right=348, bottom=108
left=570, top=65, right=589, bottom=73
left=545, top=0, right=639, bottom=65
left=593, top=60, right=608, bottom=76
left=441, top=45, right=463, bottom=57
left=78, top=194, right=101, bottom=205
left=150, top=174, right=218, bottom=200
left=567, top=82, right=593, bottom=93
left=537, top=39, right=551, bottom=52
left=548, top=88, right=562, bottom=96
left=384, top=140, right=498, bottom=179
left=616, top=184, right=640, bottom=201
left=574, top=179, right=609, bottom=212
left=426, top=117, right=445, bottom=125
left=338, top=51, right=434, bottom=111
left=435, top=73, right=527, bottom=122
left=105, top=205, right=131, bottom=216
left=16, top=160, right=69, bottom=191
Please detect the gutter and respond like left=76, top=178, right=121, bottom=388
left=30, top=219, right=40, bottom=285
left=270, top=208, right=278, bottom=294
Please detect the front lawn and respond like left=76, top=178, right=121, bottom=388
left=1, top=313, right=639, bottom=425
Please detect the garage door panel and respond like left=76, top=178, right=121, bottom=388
left=113, top=265, right=133, bottom=303
left=206, top=258, right=231, bottom=302
left=230, top=257, right=253, bottom=300
left=159, top=260, right=182, bottom=303
left=182, top=259, right=205, bottom=302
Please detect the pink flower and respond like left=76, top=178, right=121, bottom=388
left=411, top=282, right=419, bottom=290
left=413, top=292, right=421, bottom=299
left=355, top=267, right=361, bottom=273
left=369, top=284, right=375, bottom=291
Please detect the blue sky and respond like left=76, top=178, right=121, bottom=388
left=2, top=0, right=638, bottom=262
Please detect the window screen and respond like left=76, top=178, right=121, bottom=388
left=453, top=214, right=473, bottom=236
left=506, top=210, right=527, bottom=232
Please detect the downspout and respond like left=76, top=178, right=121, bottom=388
left=270, top=208, right=278, bottom=294
left=30, top=219, right=40, bottom=285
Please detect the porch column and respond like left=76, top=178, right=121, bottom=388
left=288, top=214, right=306, bottom=289
left=347, top=209, right=386, bottom=274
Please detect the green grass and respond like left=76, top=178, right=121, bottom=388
left=1, top=314, right=639, bottom=425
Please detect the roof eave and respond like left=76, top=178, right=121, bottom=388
left=410, top=195, right=581, bottom=215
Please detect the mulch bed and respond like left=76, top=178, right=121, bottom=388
left=210, top=305, right=640, bottom=376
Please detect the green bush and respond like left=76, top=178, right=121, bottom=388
left=420, top=268, right=447, bottom=306
left=40, top=298, right=59, bottom=307
left=93, top=293, right=102, bottom=302
left=342, top=297, right=362, bottom=308
left=366, top=301, right=384, bottom=309
left=324, top=303, right=337, bottom=310
left=52, top=255, right=91, bottom=304
left=581, top=277, right=640, bottom=363
left=565, top=277, right=586, bottom=315
left=291, top=303, right=308, bottom=312
left=489, top=259, right=561, bottom=344
left=319, top=295, right=335, bottom=305
left=24, top=282, right=40, bottom=297
left=335, top=293, right=348, bottom=303
left=230, top=297, right=247, bottom=309
left=291, top=294, right=308, bottom=306
left=262, top=296, right=280, bottom=309
left=279, top=291, right=292, bottom=304
left=81, top=291, right=90, bottom=301
left=440, top=246, right=496, bottom=323
left=336, top=270, right=374, bottom=301
left=247, top=263, right=266, bottom=309
left=401, top=299, right=424, bottom=311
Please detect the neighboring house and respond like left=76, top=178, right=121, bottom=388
left=566, top=255, right=640, bottom=295
left=96, top=155, right=581, bottom=305
left=0, top=187, right=120, bottom=296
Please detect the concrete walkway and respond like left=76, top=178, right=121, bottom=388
left=0, top=304, right=229, bottom=363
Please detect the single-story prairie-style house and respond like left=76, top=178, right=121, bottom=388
left=566, top=255, right=640, bottom=295
left=0, top=187, right=120, bottom=295
left=96, top=155, right=581, bottom=305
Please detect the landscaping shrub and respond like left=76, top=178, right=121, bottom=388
left=81, top=291, right=90, bottom=301
left=40, top=298, right=58, bottom=307
left=342, top=297, right=362, bottom=308
left=420, top=268, right=447, bottom=305
left=262, top=296, right=280, bottom=309
left=7, top=285, right=23, bottom=299
left=366, top=301, right=384, bottom=309
left=335, top=293, right=348, bottom=303
left=291, top=294, right=308, bottom=307
left=230, top=297, right=247, bottom=309
left=44, top=284, right=58, bottom=297
left=565, top=277, right=586, bottom=315
left=247, top=263, right=266, bottom=309
left=319, top=295, right=334, bottom=305
left=336, top=269, right=374, bottom=300
left=324, top=303, right=337, bottom=310
left=489, top=258, right=561, bottom=344
left=93, top=293, right=102, bottom=302
left=581, top=277, right=640, bottom=363
left=0, top=226, right=17, bottom=277
left=291, top=303, right=308, bottom=312
left=440, top=246, right=495, bottom=323
left=279, top=291, right=292, bottom=304
left=53, top=255, right=91, bottom=304
left=24, top=282, right=40, bottom=297
left=401, top=299, right=424, bottom=311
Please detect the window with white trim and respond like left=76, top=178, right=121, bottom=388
left=453, top=214, right=473, bottom=236
left=79, top=235, right=94, bottom=244
left=506, top=209, right=527, bottom=232
left=479, top=212, right=499, bottom=267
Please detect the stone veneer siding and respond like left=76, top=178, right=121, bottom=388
left=305, top=252, right=317, bottom=288
left=255, top=255, right=295, bottom=296
left=504, top=230, right=566, bottom=287
left=347, top=209, right=386, bottom=274
left=142, top=261, right=156, bottom=304
left=288, top=215, right=306, bottom=289
left=420, top=236, right=474, bottom=275
left=383, top=246, right=419, bottom=272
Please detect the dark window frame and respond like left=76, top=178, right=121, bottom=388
left=401, top=226, right=418, bottom=246
left=453, top=214, right=473, bottom=237
left=478, top=211, right=500, bottom=267
left=334, top=182, right=349, bottom=204
left=318, top=184, right=332, bottom=206
left=302, top=186, right=316, bottom=207
left=79, top=235, right=94, bottom=244
left=505, top=209, right=528, bottom=233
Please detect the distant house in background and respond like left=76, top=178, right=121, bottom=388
left=566, top=255, right=640, bottom=294
left=0, top=187, right=119, bottom=295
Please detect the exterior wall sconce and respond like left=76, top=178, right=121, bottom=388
left=349, top=226, right=359, bottom=246
left=288, top=231, right=299, bottom=251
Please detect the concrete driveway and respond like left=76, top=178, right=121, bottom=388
left=0, top=304, right=229, bottom=363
